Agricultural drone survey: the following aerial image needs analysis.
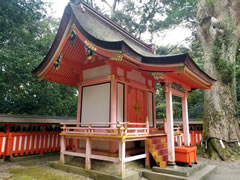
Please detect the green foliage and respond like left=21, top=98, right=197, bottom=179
left=188, top=90, right=204, bottom=118
left=212, top=29, right=235, bottom=83
left=152, top=0, right=196, bottom=31
left=155, top=83, right=166, bottom=119
left=0, top=0, right=77, bottom=116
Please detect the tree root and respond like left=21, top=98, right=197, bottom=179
left=201, top=139, right=240, bottom=161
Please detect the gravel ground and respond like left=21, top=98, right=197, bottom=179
left=198, top=157, right=240, bottom=180
left=0, top=154, right=239, bottom=180
left=0, top=154, right=92, bottom=180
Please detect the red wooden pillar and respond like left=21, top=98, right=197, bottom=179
left=165, top=82, right=175, bottom=164
left=85, top=137, right=92, bottom=170
left=182, top=91, right=190, bottom=146
left=60, top=135, right=66, bottom=164
left=77, top=84, right=82, bottom=124
left=145, top=140, right=150, bottom=168
left=4, top=124, right=11, bottom=159
left=110, top=78, right=117, bottom=153
left=40, top=125, right=46, bottom=155
left=119, top=139, right=126, bottom=177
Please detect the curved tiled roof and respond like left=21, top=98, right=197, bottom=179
left=33, top=1, right=216, bottom=87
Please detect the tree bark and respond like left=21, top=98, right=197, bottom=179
left=197, top=0, right=240, bottom=160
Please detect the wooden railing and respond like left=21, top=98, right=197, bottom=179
left=0, top=121, right=61, bottom=159
left=0, top=131, right=60, bottom=159
left=61, top=121, right=150, bottom=136
left=174, top=130, right=203, bottom=146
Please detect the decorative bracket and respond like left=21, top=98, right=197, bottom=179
left=150, top=72, right=166, bottom=80
left=53, top=53, right=62, bottom=70
left=84, top=40, right=97, bottom=60
left=69, top=30, right=76, bottom=47
left=175, top=66, right=185, bottom=73
left=107, top=74, right=117, bottom=80
left=172, top=83, right=185, bottom=92
left=110, top=52, right=123, bottom=61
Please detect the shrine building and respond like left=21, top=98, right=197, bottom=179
left=33, top=0, right=215, bottom=177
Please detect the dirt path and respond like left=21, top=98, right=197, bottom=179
left=198, top=157, right=240, bottom=180
left=0, top=154, right=240, bottom=180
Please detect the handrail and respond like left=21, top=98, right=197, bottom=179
left=61, top=120, right=150, bottom=136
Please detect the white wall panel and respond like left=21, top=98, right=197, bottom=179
left=81, top=83, right=110, bottom=125
left=117, top=83, right=124, bottom=122
left=127, top=70, right=145, bottom=84
left=83, top=65, right=111, bottom=81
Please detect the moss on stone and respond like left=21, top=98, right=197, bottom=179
left=9, top=166, right=82, bottom=180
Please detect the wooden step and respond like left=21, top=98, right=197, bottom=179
left=151, top=138, right=167, bottom=144
left=147, top=137, right=168, bottom=169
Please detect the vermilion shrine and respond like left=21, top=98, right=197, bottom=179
left=33, top=1, right=215, bottom=177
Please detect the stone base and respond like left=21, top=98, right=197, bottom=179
left=49, top=161, right=142, bottom=180
left=143, top=161, right=216, bottom=180
left=167, top=161, right=176, bottom=166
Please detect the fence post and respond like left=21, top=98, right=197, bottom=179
left=40, top=125, right=46, bottom=155
left=4, top=124, right=12, bottom=160
left=6, top=133, right=13, bottom=158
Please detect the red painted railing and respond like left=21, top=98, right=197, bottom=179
left=190, top=130, right=203, bottom=145
left=174, top=130, right=203, bottom=146
left=0, top=123, right=61, bottom=159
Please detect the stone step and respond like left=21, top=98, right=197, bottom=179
left=146, top=164, right=216, bottom=180
left=152, top=162, right=206, bottom=177
left=188, top=165, right=217, bottom=180
left=143, top=170, right=187, bottom=180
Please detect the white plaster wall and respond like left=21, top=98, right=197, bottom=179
left=83, top=65, right=111, bottom=81
left=148, top=92, right=154, bottom=127
left=117, top=83, right=124, bottom=122
left=81, top=83, right=110, bottom=126
left=127, top=70, right=145, bottom=84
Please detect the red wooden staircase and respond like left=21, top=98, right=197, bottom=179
left=147, top=136, right=168, bottom=168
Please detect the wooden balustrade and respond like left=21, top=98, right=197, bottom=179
left=174, top=130, right=203, bottom=146
left=61, top=121, right=149, bottom=136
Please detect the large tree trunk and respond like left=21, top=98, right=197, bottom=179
left=197, top=0, right=240, bottom=160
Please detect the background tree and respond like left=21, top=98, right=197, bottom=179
left=85, top=0, right=240, bottom=160
left=197, top=0, right=240, bottom=160
left=0, top=0, right=77, bottom=116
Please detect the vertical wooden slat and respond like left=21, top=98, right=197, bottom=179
left=145, top=140, right=150, bottom=168
left=49, top=133, right=53, bottom=152
left=119, top=139, right=126, bottom=177
left=30, top=134, right=35, bottom=154
left=85, top=137, right=91, bottom=170
left=0, top=135, right=3, bottom=156
left=36, top=133, right=40, bottom=154
left=14, top=135, right=20, bottom=156
left=60, top=135, right=66, bottom=164
left=20, top=135, right=25, bottom=155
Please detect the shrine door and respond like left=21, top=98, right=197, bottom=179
left=127, top=86, right=146, bottom=127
